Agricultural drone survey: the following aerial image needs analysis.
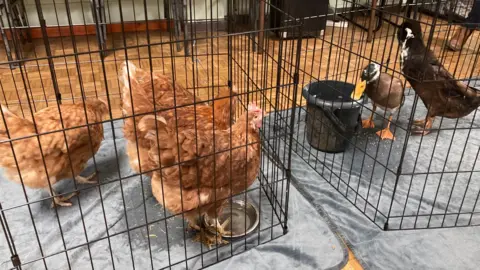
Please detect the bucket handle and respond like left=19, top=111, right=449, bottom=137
left=322, top=107, right=361, bottom=136
left=322, top=107, right=347, bottom=134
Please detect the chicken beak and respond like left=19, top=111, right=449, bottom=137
left=351, top=80, right=366, bottom=101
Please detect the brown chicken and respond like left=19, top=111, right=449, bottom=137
left=0, top=100, right=108, bottom=207
left=138, top=103, right=263, bottom=247
left=119, top=61, right=237, bottom=176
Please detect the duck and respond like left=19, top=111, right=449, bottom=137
left=397, top=19, right=480, bottom=135
left=351, top=62, right=404, bottom=140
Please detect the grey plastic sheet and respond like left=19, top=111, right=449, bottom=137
left=0, top=118, right=347, bottom=270
left=284, top=83, right=480, bottom=269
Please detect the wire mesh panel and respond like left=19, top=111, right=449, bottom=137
left=0, top=0, right=302, bottom=269
left=287, top=0, right=480, bottom=230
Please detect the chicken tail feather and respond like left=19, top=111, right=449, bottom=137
left=0, top=105, right=33, bottom=139
left=119, top=61, right=144, bottom=116
left=0, top=105, right=26, bottom=128
left=0, top=105, right=19, bottom=119
left=120, top=61, right=138, bottom=86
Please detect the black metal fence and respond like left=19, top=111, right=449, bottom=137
left=1, top=0, right=479, bottom=268
left=289, top=0, right=480, bottom=230
left=0, top=0, right=302, bottom=269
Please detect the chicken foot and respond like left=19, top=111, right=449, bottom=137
left=48, top=189, right=79, bottom=208
left=48, top=172, right=95, bottom=208
left=75, top=172, right=97, bottom=184
left=209, top=217, right=232, bottom=236
left=192, top=228, right=228, bottom=249
left=191, top=215, right=231, bottom=248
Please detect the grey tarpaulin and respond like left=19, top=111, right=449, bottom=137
left=286, top=81, right=480, bottom=269
left=0, top=118, right=348, bottom=270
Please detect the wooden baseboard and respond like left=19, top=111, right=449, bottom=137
left=343, top=248, right=363, bottom=270
left=0, top=20, right=173, bottom=41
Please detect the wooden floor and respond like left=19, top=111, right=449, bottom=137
left=0, top=14, right=479, bottom=122
left=344, top=248, right=363, bottom=270
left=1, top=14, right=479, bottom=121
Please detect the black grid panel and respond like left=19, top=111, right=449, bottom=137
left=286, top=0, right=480, bottom=230
left=0, top=0, right=302, bottom=269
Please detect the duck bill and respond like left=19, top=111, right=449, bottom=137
left=351, top=80, right=366, bottom=100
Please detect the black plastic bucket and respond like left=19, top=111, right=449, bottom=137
left=302, top=80, right=363, bottom=153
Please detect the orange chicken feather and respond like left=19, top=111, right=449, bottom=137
left=119, top=61, right=237, bottom=177
left=138, top=103, right=263, bottom=247
left=0, top=100, right=108, bottom=207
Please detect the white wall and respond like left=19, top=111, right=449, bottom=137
left=19, top=0, right=228, bottom=27
left=328, top=0, right=408, bottom=11
left=330, top=0, right=352, bottom=10
left=2, top=0, right=410, bottom=29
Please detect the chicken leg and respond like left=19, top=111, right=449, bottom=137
left=362, top=104, right=376, bottom=129
left=75, top=172, right=97, bottom=184
left=48, top=188, right=78, bottom=208
left=186, top=217, right=202, bottom=231
left=376, top=115, right=395, bottom=140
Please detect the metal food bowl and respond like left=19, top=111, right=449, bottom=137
left=204, top=200, right=259, bottom=238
